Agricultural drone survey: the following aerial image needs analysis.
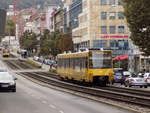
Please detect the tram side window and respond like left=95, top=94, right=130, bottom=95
left=78, top=58, right=81, bottom=69
left=83, top=57, right=86, bottom=69
left=67, top=58, right=70, bottom=68
left=70, top=58, right=72, bottom=68
left=65, top=58, right=67, bottom=68
left=73, top=58, right=75, bottom=69
left=80, top=57, right=84, bottom=70
left=70, top=58, right=73, bottom=68
left=69, top=58, right=70, bottom=68
left=58, top=59, right=60, bottom=67
left=65, top=59, right=67, bottom=68
left=68, top=58, right=69, bottom=68
left=60, top=59, right=62, bottom=67
left=75, top=58, right=79, bottom=68
left=79, top=57, right=82, bottom=70
left=85, top=57, right=88, bottom=68
left=63, top=59, right=65, bottom=67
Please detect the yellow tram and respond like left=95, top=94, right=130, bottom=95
left=57, top=49, right=114, bottom=85
left=2, top=49, right=10, bottom=57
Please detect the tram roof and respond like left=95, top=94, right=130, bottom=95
left=57, top=50, right=111, bottom=58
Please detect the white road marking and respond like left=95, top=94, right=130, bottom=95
left=59, top=110, right=64, bottom=113
left=42, top=100, right=47, bottom=104
left=49, top=105, right=56, bottom=109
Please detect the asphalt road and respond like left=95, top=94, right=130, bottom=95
left=0, top=73, right=135, bottom=113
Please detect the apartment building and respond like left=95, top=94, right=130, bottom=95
left=66, top=0, right=129, bottom=56
left=44, top=0, right=62, bottom=31
left=51, top=8, right=64, bottom=32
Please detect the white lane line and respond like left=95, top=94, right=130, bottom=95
left=59, top=110, right=64, bottom=113
left=49, top=105, right=56, bottom=109
left=42, top=100, right=47, bottom=104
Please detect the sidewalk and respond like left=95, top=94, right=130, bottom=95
left=28, top=57, right=50, bottom=71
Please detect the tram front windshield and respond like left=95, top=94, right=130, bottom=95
left=89, top=52, right=112, bottom=69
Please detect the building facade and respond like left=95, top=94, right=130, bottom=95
left=44, top=1, right=62, bottom=31
left=51, top=8, right=64, bottom=32
left=65, top=0, right=129, bottom=56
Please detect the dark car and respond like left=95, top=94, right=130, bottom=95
left=0, top=70, right=17, bottom=92
left=113, top=71, right=124, bottom=85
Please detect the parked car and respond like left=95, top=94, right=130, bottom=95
left=0, top=69, right=17, bottom=92
left=124, top=74, right=148, bottom=88
left=113, top=71, right=124, bottom=85
left=123, top=71, right=132, bottom=82
left=143, top=73, right=150, bottom=85
left=38, top=56, right=44, bottom=63
left=44, top=59, right=50, bottom=65
left=33, top=56, right=39, bottom=61
left=47, top=60, right=55, bottom=65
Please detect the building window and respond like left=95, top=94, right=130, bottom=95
left=110, top=40, right=118, bottom=49
left=109, top=12, right=116, bottom=19
left=101, top=12, right=107, bottom=19
left=118, top=26, right=125, bottom=33
left=110, top=40, right=129, bottom=50
left=118, top=12, right=124, bottom=19
left=118, top=0, right=123, bottom=5
left=109, top=0, right=115, bottom=5
left=93, top=40, right=106, bottom=48
left=101, top=26, right=107, bottom=34
left=101, top=0, right=107, bottom=5
left=109, top=26, right=116, bottom=34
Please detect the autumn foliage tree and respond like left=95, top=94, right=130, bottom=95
left=124, top=0, right=150, bottom=55
left=39, top=29, right=73, bottom=57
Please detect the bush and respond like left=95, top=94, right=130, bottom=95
left=49, top=69, right=57, bottom=73
left=25, top=59, right=41, bottom=68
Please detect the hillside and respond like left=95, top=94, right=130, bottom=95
left=0, top=0, right=62, bottom=9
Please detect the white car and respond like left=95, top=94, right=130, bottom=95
left=143, top=73, right=150, bottom=85
left=124, top=74, right=148, bottom=88
left=0, top=69, right=17, bottom=92
left=33, top=56, right=39, bottom=61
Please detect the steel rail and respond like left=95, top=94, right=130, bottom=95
left=30, top=72, right=150, bottom=98
left=4, top=59, right=150, bottom=108
left=18, top=72, right=150, bottom=108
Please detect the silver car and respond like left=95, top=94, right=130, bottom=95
left=143, top=73, right=150, bottom=85
left=124, top=74, right=148, bottom=88
left=0, top=69, right=17, bottom=92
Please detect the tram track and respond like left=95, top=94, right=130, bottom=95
left=3, top=59, right=37, bottom=70
left=3, top=59, right=150, bottom=108
left=28, top=72, right=150, bottom=98
left=17, top=72, right=150, bottom=108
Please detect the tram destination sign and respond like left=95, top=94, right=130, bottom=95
left=0, top=9, right=6, bottom=36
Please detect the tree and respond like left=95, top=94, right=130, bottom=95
left=39, top=29, right=52, bottom=56
left=5, top=19, right=15, bottom=36
left=39, top=29, right=73, bottom=57
left=58, top=33, right=73, bottom=52
left=20, top=30, right=37, bottom=52
left=124, top=0, right=150, bottom=56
